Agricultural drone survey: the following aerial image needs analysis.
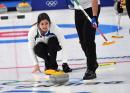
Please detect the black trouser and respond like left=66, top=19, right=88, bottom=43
left=75, top=6, right=100, bottom=72
left=126, top=0, right=130, bottom=18
left=34, top=36, right=62, bottom=70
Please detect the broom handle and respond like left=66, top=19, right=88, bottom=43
left=96, top=27, right=108, bottom=41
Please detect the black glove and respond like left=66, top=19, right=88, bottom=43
left=117, top=1, right=123, bottom=13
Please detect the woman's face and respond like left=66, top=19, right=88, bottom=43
left=39, top=19, right=50, bottom=32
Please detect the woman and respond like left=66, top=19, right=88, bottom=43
left=28, top=13, right=72, bottom=74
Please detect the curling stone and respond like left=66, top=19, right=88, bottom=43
left=17, top=2, right=32, bottom=12
left=49, top=73, right=69, bottom=84
left=18, top=2, right=30, bottom=7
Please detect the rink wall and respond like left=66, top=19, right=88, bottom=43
left=31, top=0, right=114, bottom=11
left=0, top=0, right=114, bottom=11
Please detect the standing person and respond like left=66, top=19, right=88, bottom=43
left=28, top=13, right=72, bottom=74
left=68, top=0, right=100, bottom=80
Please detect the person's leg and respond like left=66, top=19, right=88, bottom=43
left=75, top=6, right=100, bottom=80
left=83, top=6, right=100, bottom=72
left=82, top=20, right=98, bottom=71
left=47, top=36, right=72, bottom=73
left=34, top=42, right=50, bottom=69
left=47, top=36, right=62, bottom=70
left=75, top=9, right=96, bottom=79
left=126, top=0, right=130, bottom=18
left=75, top=10, right=88, bottom=59
left=75, top=10, right=85, bottom=45
left=82, top=6, right=100, bottom=80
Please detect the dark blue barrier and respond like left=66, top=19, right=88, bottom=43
left=0, top=0, right=114, bottom=11
left=31, top=0, right=114, bottom=11
left=100, top=0, right=114, bottom=7
left=31, top=0, right=69, bottom=11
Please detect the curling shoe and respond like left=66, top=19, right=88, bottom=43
left=83, top=70, right=96, bottom=80
left=62, top=63, right=72, bottom=73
